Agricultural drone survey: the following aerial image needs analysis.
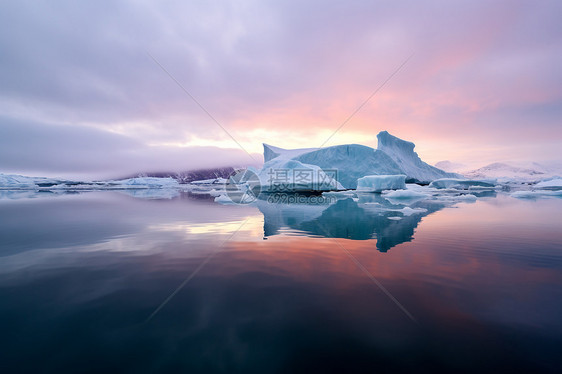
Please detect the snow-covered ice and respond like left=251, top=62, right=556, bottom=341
left=535, top=178, right=562, bottom=190
left=356, top=175, right=406, bottom=193
left=382, top=189, right=430, bottom=200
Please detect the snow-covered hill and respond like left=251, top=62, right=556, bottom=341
left=462, top=162, right=560, bottom=183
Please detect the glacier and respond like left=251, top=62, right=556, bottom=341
left=260, top=130, right=458, bottom=190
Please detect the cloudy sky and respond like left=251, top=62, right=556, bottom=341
left=0, top=0, right=560, bottom=179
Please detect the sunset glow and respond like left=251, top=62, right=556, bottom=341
left=0, top=1, right=560, bottom=178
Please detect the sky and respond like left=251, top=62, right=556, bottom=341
left=0, top=0, right=561, bottom=179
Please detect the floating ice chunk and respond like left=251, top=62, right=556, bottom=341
left=356, top=174, right=406, bottom=193
left=429, top=178, right=496, bottom=190
left=214, top=194, right=235, bottom=204
left=535, top=178, right=562, bottom=190
left=387, top=216, right=402, bottom=220
left=208, top=189, right=224, bottom=197
left=382, top=189, right=430, bottom=200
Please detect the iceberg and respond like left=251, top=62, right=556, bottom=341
left=509, top=178, right=562, bottom=199
left=0, top=173, right=72, bottom=189
left=535, top=178, right=562, bottom=190
left=429, top=178, right=496, bottom=190
left=259, top=131, right=457, bottom=190
left=0, top=174, right=38, bottom=189
left=356, top=175, right=406, bottom=193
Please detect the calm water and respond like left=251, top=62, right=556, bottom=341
left=1, top=191, right=561, bottom=373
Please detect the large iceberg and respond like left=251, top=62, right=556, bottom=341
left=260, top=131, right=457, bottom=190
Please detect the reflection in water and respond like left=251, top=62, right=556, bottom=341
left=1, top=191, right=562, bottom=372
left=258, top=193, right=456, bottom=252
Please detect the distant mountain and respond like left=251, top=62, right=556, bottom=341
left=434, top=160, right=466, bottom=173
left=462, top=162, right=555, bottom=182
left=126, top=167, right=235, bottom=184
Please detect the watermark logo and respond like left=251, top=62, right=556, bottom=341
left=224, top=168, right=261, bottom=204
left=222, top=168, right=340, bottom=205
left=265, top=168, right=338, bottom=192
left=267, top=192, right=337, bottom=204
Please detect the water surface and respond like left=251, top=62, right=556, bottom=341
left=0, top=191, right=561, bottom=373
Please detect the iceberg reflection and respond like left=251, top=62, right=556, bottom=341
left=258, top=193, right=459, bottom=252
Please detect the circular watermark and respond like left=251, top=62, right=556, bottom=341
left=224, top=168, right=262, bottom=204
